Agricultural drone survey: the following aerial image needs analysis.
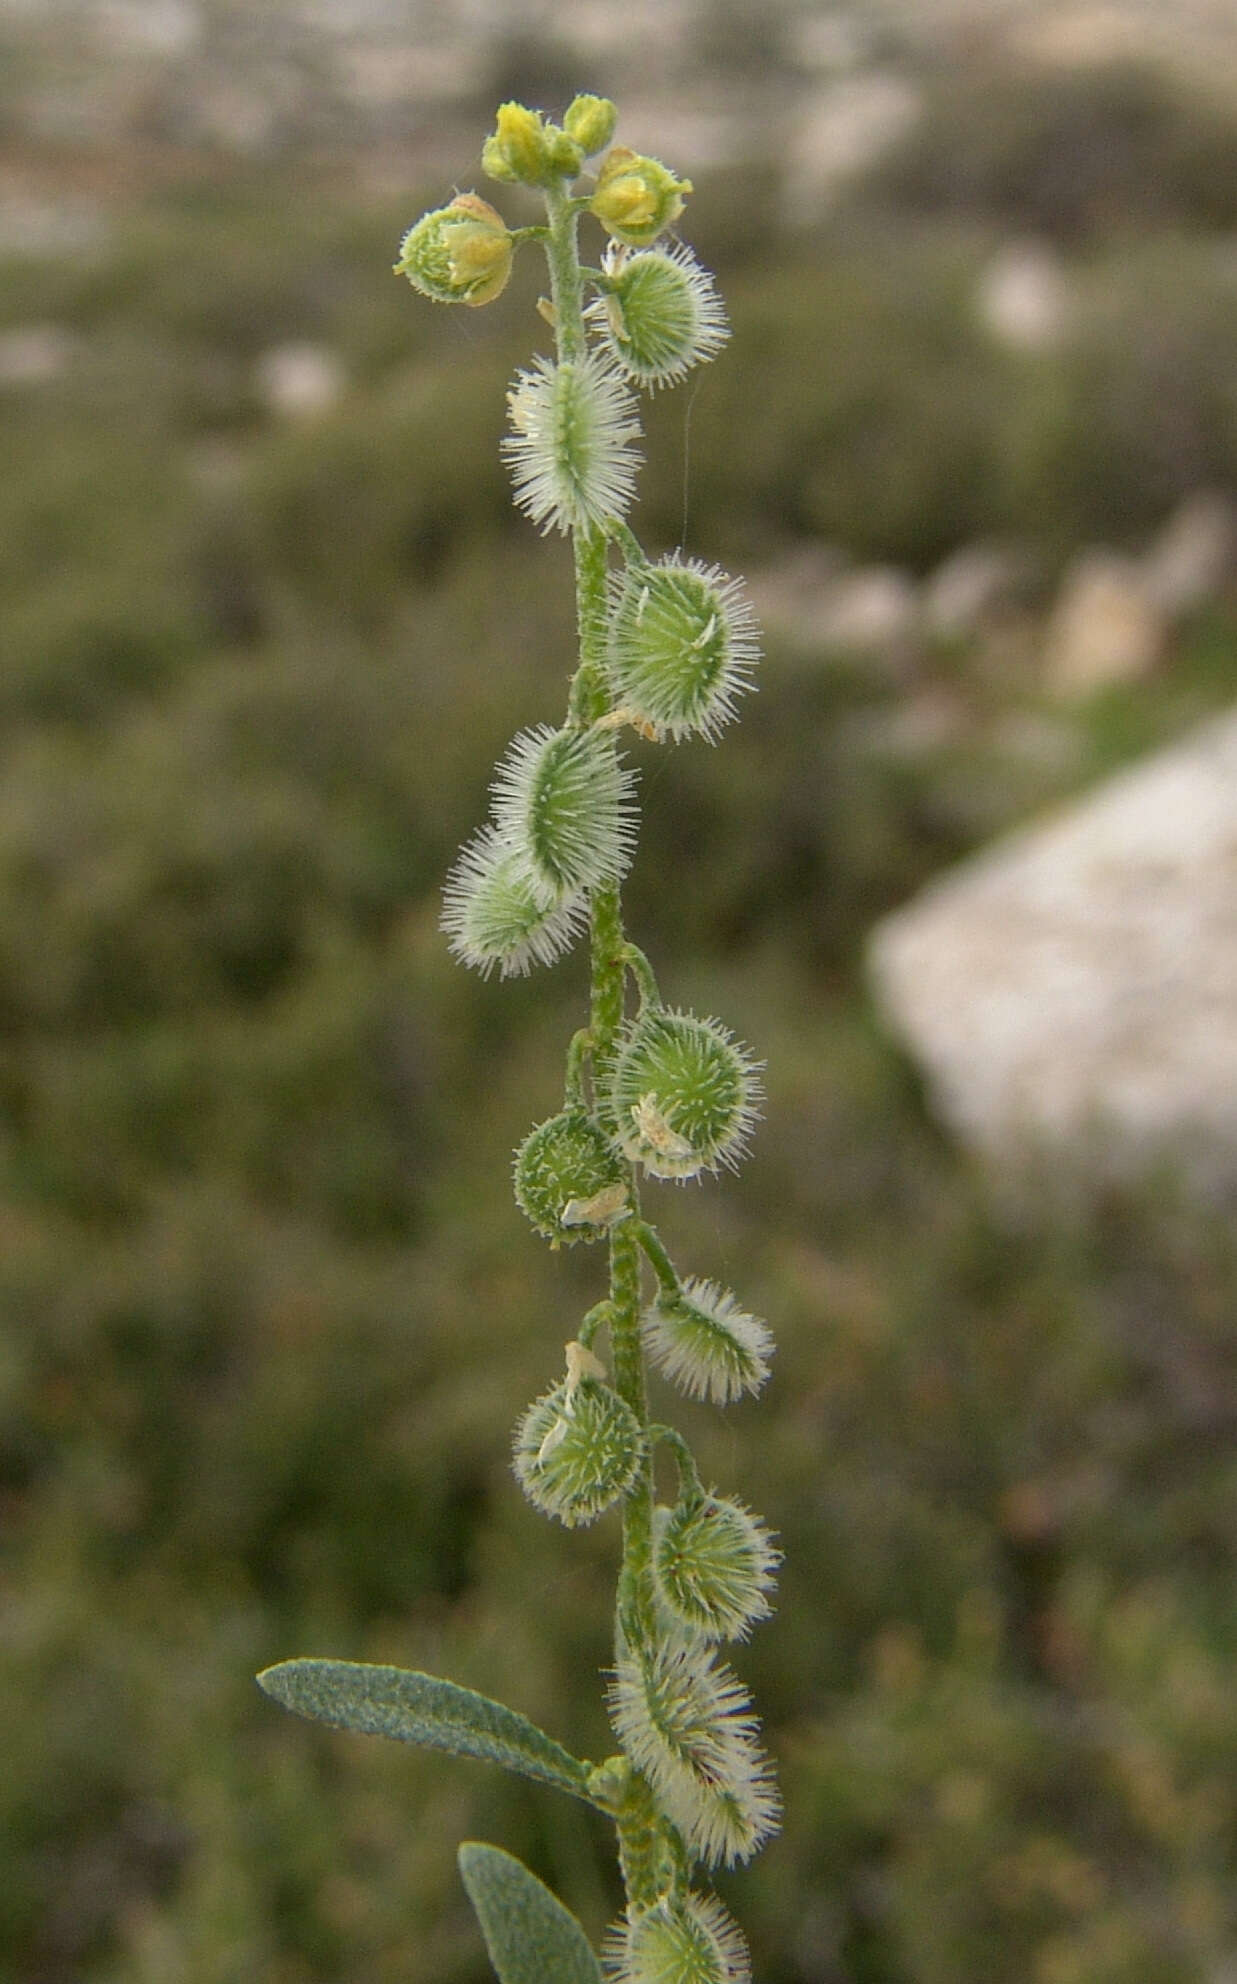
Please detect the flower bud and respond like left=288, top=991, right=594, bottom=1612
left=503, top=353, right=642, bottom=535
left=394, top=194, right=513, bottom=308
left=589, top=243, right=728, bottom=391
left=607, top=1643, right=781, bottom=1867
left=590, top=147, right=692, bottom=246
left=607, top=557, right=759, bottom=742
left=653, top=1495, right=779, bottom=1641
left=609, top=1009, right=761, bottom=1181
left=489, top=724, right=637, bottom=904
left=606, top=1893, right=751, bottom=1984
left=514, top=1377, right=644, bottom=1527
left=440, top=825, right=586, bottom=978
left=513, top=1108, right=628, bottom=1247
left=643, top=1277, right=773, bottom=1404
left=564, top=93, right=618, bottom=156
left=483, top=101, right=582, bottom=186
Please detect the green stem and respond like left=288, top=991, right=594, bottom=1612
left=634, top=1220, right=681, bottom=1300
left=608, top=1214, right=654, bottom=1652
left=541, top=171, right=682, bottom=1908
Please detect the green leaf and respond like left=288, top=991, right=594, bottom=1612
left=458, top=1842, right=603, bottom=1984
left=256, top=1659, right=593, bottom=1802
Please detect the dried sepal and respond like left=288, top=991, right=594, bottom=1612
left=513, top=1109, right=628, bottom=1247
left=609, top=1009, right=762, bottom=1181
left=490, top=724, right=638, bottom=904
left=513, top=1378, right=644, bottom=1528
left=607, top=1643, right=781, bottom=1867
left=652, top=1496, right=779, bottom=1642
left=503, top=353, right=642, bottom=535
left=642, top=1277, right=773, bottom=1403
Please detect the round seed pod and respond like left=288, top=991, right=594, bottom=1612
left=589, top=242, right=728, bottom=392
left=609, top=1009, right=762, bottom=1181
left=607, top=557, right=758, bottom=742
left=642, top=1277, right=773, bottom=1404
left=607, top=1643, right=781, bottom=1868
left=503, top=353, right=642, bottom=536
left=606, top=1892, right=752, bottom=1984
left=440, top=825, right=586, bottom=978
left=513, top=1109, right=628, bottom=1247
left=513, top=1379, right=644, bottom=1528
left=653, top=1495, right=779, bottom=1642
left=490, top=724, right=637, bottom=906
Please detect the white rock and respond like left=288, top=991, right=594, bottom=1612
left=1142, top=492, right=1236, bottom=619
left=976, top=240, right=1070, bottom=351
left=255, top=342, right=345, bottom=419
left=812, top=566, right=920, bottom=656
left=782, top=73, right=922, bottom=225
left=1044, top=550, right=1165, bottom=698
left=868, top=706, right=1237, bottom=1196
left=923, top=542, right=1031, bottom=640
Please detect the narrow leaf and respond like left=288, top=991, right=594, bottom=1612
left=458, top=1842, right=603, bottom=1984
left=257, top=1660, right=591, bottom=1802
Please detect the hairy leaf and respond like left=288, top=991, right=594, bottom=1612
left=257, top=1660, right=592, bottom=1800
left=458, top=1842, right=603, bottom=1984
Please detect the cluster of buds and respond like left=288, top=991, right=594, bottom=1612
left=398, top=98, right=776, bottom=1984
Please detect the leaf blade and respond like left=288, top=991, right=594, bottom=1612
left=458, top=1842, right=603, bottom=1984
left=257, top=1660, right=592, bottom=1802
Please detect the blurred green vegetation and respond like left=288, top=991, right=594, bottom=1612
left=3, top=53, right=1237, bottom=1984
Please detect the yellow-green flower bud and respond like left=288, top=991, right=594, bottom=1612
left=564, top=93, right=617, bottom=155
left=483, top=101, right=582, bottom=187
left=394, top=193, right=513, bottom=307
left=589, top=147, right=692, bottom=246
left=513, top=1108, right=628, bottom=1247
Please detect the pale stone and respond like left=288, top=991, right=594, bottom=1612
left=1142, top=492, right=1236, bottom=619
left=812, top=566, right=920, bottom=656
left=782, top=73, right=922, bottom=224
left=923, top=543, right=1032, bottom=640
left=976, top=240, right=1071, bottom=351
left=867, top=706, right=1237, bottom=1196
left=255, top=342, right=345, bottom=419
left=1044, top=551, right=1166, bottom=698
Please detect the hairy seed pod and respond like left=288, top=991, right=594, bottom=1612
left=608, top=1643, right=781, bottom=1867
left=642, top=1277, right=773, bottom=1403
left=514, top=1379, right=643, bottom=1527
left=440, top=826, right=586, bottom=977
left=490, top=724, right=637, bottom=905
left=604, top=1892, right=752, bottom=1984
left=607, top=557, right=758, bottom=742
left=609, top=1009, right=761, bottom=1181
left=590, top=147, right=692, bottom=246
left=589, top=242, right=728, bottom=392
left=503, top=353, right=642, bottom=535
left=653, top=1496, right=779, bottom=1641
left=513, top=1109, right=628, bottom=1246
left=393, top=194, right=514, bottom=307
